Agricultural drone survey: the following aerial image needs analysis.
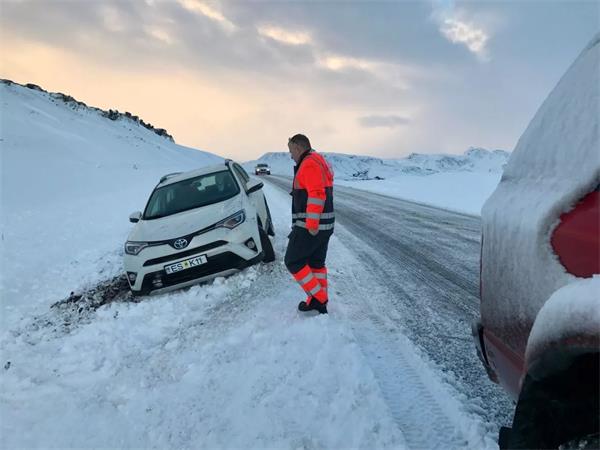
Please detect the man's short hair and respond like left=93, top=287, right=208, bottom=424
left=289, top=134, right=311, bottom=151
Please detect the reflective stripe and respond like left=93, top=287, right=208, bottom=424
left=299, top=273, right=314, bottom=286
left=307, top=198, right=325, bottom=206
left=308, top=284, right=321, bottom=296
left=292, top=212, right=335, bottom=219
left=314, top=273, right=327, bottom=279
left=294, top=221, right=334, bottom=230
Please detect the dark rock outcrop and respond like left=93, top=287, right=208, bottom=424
left=1, top=79, right=174, bottom=142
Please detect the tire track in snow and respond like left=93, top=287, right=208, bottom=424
left=331, top=252, right=494, bottom=449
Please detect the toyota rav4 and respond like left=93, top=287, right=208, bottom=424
left=124, top=160, right=275, bottom=295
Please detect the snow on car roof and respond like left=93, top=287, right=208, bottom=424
left=157, top=162, right=231, bottom=187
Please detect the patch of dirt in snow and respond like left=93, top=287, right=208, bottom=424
left=10, top=274, right=133, bottom=341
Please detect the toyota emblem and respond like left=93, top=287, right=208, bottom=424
left=173, top=238, right=188, bottom=249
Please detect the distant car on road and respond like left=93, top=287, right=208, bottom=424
left=472, top=36, right=599, bottom=448
left=124, top=160, right=275, bottom=295
left=255, top=163, right=271, bottom=175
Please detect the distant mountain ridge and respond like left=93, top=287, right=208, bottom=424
left=244, top=147, right=510, bottom=180
left=1, top=79, right=174, bottom=141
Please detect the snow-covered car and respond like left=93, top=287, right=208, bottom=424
left=124, top=160, right=275, bottom=295
left=254, top=163, right=271, bottom=175
left=472, top=35, right=599, bottom=448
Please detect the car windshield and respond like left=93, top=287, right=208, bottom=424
left=256, top=164, right=268, bottom=168
left=143, top=170, right=239, bottom=220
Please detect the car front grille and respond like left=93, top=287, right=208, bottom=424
left=143, top=241, right=227, bottom=267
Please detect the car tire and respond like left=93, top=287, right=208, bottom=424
left=259, top=226, right=275, bottom=263
left=506, top=352, right=599, bottom=449
left=264, top=201, right=275, bottom=237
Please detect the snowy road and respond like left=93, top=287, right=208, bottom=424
left=266, top=175, right=514, bottom=430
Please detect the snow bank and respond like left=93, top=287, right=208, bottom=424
left=0, top=82, right=223, bottom=325
left=481, top=33, right=600, bottom=347
left=526, top=276, right=600, bottom=361
left=1, top=273, right=405, bottom=449
left=335, top=172, right=501, bottom=216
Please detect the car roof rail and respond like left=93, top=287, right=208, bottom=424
left=159, top=172, right=182, bottom=183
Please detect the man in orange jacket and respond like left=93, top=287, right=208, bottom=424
left=284, top=134, right=334, bottom=314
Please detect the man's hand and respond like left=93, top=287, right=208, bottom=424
left=308, top=228, right=319, bottom=236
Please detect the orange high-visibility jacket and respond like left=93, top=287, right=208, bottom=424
left=291, top=151, right=334, bottom=232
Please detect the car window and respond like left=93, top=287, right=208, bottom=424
left=143, top=170, right=240, bottom=220
left=232, top=163, right=250, bottom=184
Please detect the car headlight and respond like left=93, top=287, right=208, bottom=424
left=125, top=241, right=149, bottom=255
left=216, top=210, right=245, bottom=229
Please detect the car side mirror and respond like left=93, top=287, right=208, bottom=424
left=246, top=180, right=264, bottom=195
left=129, top=211, right=142, bottom=223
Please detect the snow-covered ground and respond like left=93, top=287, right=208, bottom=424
left=1, top=181, right=495, bottom=449
left=1, top=181, right=406, bottom=449
left=245, top=148, right=509, bottom=215
left=0, top=82, right=499, bottom=448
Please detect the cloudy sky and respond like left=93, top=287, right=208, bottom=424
left=1, top=0, right=598, bottom=160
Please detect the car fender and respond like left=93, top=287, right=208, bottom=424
left=525, top=277, right=600, bottom=379
left=248, top=187, right=269, bottom=232
left=240, top=192, right=257, bottom=221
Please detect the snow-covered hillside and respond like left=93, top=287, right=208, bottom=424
left=245, top=148, right=509, bottom=215
left=0, top=81, right=223, bottom=324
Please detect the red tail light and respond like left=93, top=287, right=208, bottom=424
left=551, top=186, right=600, bottom=278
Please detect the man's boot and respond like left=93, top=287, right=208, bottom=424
left=298, top=297, right=328, bottom=314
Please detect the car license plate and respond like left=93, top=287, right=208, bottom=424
left=164, top=255, right=208, bottom=274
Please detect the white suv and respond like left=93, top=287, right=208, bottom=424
left=124, top=160, right=275, bottom=295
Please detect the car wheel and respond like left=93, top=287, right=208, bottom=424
left=506, top=352, right=599, bottom=449
left=259, top=225, right=275, bottom=263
